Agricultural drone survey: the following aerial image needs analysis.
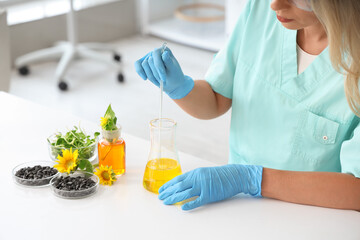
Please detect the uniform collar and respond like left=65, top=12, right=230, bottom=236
left=280, top=27, right=333, bottom=102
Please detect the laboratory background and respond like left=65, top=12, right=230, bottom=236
left=0, top=0, right=245, bottom=164
left=2, top=1, right=360, bottom=239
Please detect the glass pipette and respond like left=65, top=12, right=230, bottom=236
left=159, top=42, right=167, bottom=162
left=159, top=42, right=167, bottom=122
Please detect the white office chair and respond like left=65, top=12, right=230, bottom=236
left=15, top=0, right=124, bottom=91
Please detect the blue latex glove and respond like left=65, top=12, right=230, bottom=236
left=134, top=47, right=194, bottom=99
left=158, top=164, right=263, bottom=211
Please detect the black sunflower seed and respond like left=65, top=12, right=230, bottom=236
left=14, top=165, right=58, bottom=186
left=52, top=175, right=97, bottom=198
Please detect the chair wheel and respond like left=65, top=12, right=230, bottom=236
left=117, top=73, right=124, bottom=83
left=58, top=81, right=68, bottom=91
left=113, top=53, right=121, bottom=62
left=18, top=66, right=30, bottom=76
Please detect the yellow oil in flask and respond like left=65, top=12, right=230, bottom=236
left=143, top=118, right=182, bottom=194
left=143, top=158, right=182, bottom=193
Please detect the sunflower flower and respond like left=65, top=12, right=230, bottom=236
left=100, top=104, right=118, bottom=131
left=100, top=117, right=109, bottom=127
left=54, top=148, right=78, bottom=174
left=94, top=165, right=117, bottom=186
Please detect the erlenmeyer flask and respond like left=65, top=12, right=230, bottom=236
left=143, top=118, right=182, bottom=193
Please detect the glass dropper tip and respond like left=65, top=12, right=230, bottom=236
left=161, top=42, right=167, bottom=54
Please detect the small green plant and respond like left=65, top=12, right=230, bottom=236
left=100, top=104, right=118, bottom=131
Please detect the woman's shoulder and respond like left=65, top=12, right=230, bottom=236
left=229, top=0, right=284, bottom=70
left=243, top=0, right=277, bottom=27
left=232, top=0, right=282, bottom=45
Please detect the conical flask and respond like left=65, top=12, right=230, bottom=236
left=143, top=118, right=182, bottom=193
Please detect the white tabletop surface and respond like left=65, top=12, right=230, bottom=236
left=0, top=91, right=359, bottom=240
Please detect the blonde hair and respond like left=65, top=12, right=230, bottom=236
left=311, top=0, right=360, bottom=117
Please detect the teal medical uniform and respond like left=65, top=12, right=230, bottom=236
left=206, top=0, right=360, bottom=177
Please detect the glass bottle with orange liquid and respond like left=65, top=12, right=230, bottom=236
left=143, top=118, right=182, bottom=193
left=98, top=125, right=126, bottom=175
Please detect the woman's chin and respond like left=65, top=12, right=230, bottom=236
left=280, top=22, right=302, bottom=30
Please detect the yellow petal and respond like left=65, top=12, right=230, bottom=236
left=54, top=164, right=65, bottom=173
left=62, top=149, right=70, bottom=159
left=100, top=117, right=108, bottom=127
left=73, top=150, right=79, bottom=160
left=56, top=154, right=64, bottom=162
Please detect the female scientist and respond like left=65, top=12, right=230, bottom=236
left=135, top=0, right=360, bottom=211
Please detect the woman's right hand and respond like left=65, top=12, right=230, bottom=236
left=134, top=47, right=194, bottom=99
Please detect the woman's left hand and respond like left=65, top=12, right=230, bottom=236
left=158, top=164, right=263, bottom=210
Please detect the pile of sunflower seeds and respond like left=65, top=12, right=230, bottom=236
left=52, top=176, right=97, bottom=198
left=14, top=165, right=58, bottom=186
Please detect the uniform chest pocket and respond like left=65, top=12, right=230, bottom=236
left=312, top=113, right=339, bottom=144
left=291, top=111, right=341, bottom=170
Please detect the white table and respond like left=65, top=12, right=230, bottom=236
left=0, top=91, right=359, bottom=240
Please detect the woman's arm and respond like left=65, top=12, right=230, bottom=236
left=135, top=48, right=231, bottom=119
left=174, top=80, right=232, bottom=120
left=261, top=168, right=360, bottom=211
